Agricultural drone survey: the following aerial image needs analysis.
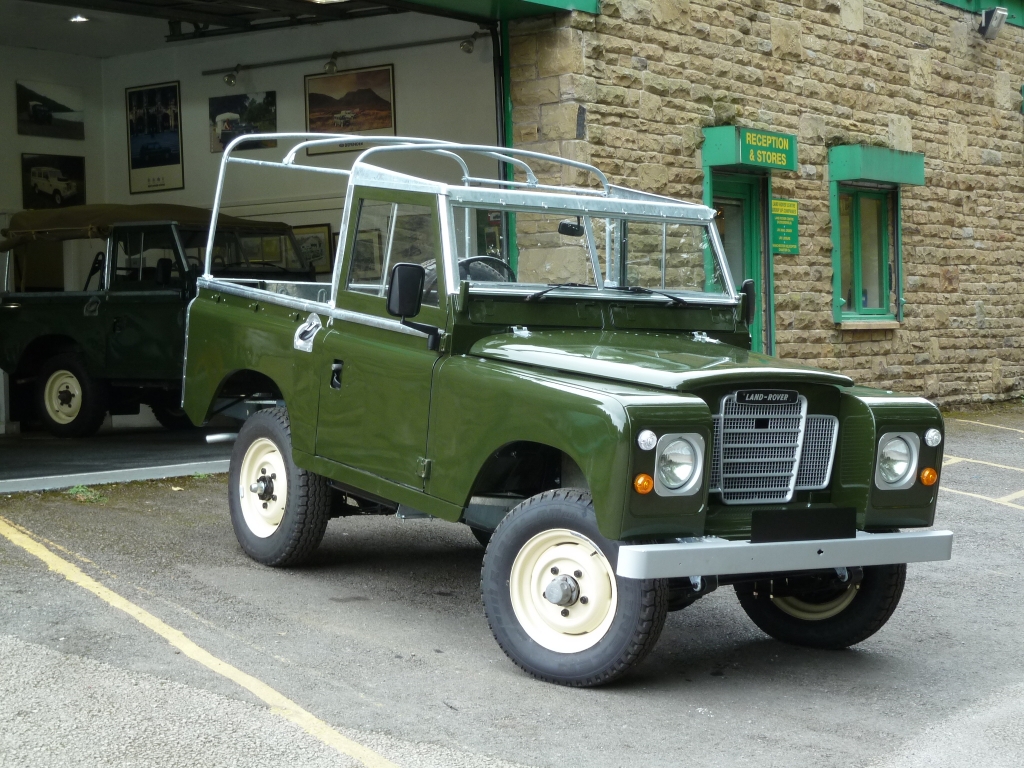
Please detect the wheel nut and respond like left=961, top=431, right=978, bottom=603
left=262, top=502, right=268, bottom=509
left=560, top=609, right=569, bottom=617
left=580, top=596, right=589, bottom=604
left=271, top=495, right=277, bottom=501
left=261, top=468, right=266, bottom=474
left=550, top=567, right=559, bottom=575
left=574, top=570, right=582, bottom=578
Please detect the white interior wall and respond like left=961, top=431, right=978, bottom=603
left=0, top=45, right=106, bottom=214
left=99, top=15, right=499, bottom=234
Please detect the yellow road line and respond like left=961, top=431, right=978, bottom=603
left=941, top=487, right=1024, bottom=511
left=0, top=515, right=397, bottom=768
left=995, top=490, right=1024, bottom=503
left=943, top=455, right=1024, bottom=474
left=948, top=418, right=1024, bottom=435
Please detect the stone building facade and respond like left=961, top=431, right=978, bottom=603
left=507, top=0, right=1023, bottom=405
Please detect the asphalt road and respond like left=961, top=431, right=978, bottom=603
left=1, top=408, right=1022, bottom=768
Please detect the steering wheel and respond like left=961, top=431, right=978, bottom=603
left=457, top=256, right=516, bottom=282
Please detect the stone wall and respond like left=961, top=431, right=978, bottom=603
left=508, top=0, right=1024, bottom=404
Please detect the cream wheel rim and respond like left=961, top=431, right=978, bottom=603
left=44, top=369, right=83, bottom=424
left=509, top=528, right=617, bottom=654
left=238, top=437, right=288, bottom=538
left=772, top=586, right=858, bottom=621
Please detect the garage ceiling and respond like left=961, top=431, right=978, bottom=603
left=17, top=0, right=598, bottom=43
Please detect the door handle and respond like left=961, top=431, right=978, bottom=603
left=83, top=296, right=100, bottom=317
left=330, top=360, right=343, bottom=390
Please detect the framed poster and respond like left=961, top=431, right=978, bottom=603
left=208, top=91, right=277, bottom=153
left=125, top=81, right=184, bottom=194
left=21, top=154, right=86, bottom=209
left=304, top=64, right=395, bottom=155
left=16, top=81, right=84, bottom=139
left=293, top=224, right=333, bottom=274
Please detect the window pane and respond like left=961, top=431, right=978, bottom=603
left=516, top=212, right=596, bottom=286
left=859, top=197, right=885, bottom=310
left=624, top=221, right=724, bottom=293
left=111, top=227, right=182, bottom=291
left=839, top=194, right=854, bottom=311
left=347, top=199, right=439, bottom=307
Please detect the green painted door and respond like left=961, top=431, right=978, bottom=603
left=713, top=176, right=765, bottom=353
left=314, top=189, right=446, bottom=491
left=104, top=226, right=188, bottom=380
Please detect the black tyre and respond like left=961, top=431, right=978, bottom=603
left=53, top=190, right=62, bottom=206
left=228, top=407, right=330, bottom=567
left=482, top=489, right=668, bottom=687
left=151, top=404, right=196, bottom=430
left=734, top=564, right=906, bottom=649
left=35, top=353, right=108, bottom=438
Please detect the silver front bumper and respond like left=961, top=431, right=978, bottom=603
left=616, top=530, right=953, bottom=580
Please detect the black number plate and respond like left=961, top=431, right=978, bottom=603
left=736, top=389, right=799, bottom=405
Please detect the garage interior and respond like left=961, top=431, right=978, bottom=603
left=0, top=0, right=558, bottom=488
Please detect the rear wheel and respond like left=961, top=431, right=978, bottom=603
left=228, top=407, right=329, bottom=566
left=151, top=403, right=195, bottom=430
left=482, top=489, right=667, bottom=687
left=734, top=564, right=906, bottom=649
left=53, top=190, right=63, bottom=206
left=36, top=353, right=108, bottom=437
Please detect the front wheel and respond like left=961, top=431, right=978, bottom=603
left=53, top=190, right=63, bottom=206
left=228, top=407, right=330, bottom=567
left=734, top=563, right=906, bottom=649
left=36, top=353, right=108, bottom=437
left=482, top=489, right=667, bottom=687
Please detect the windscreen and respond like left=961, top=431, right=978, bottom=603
left=451, top=206, right=728, bottom=296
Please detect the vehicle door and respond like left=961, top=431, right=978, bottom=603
left=104, top=225, right=187, bottom=381
left=314, top=188, right=446, bottom=490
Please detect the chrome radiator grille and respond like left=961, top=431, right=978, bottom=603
left=707, top=395, right=838, bottom=504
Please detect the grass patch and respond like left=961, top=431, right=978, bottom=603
left=191, top=473, right=210, bottom=480
left=64, top=485, right=106, bottom=503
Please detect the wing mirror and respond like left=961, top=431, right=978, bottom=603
left=386, top=262, right=440, bottom=351
left=386, top=262, right=425, bottom=319
left=741, top=279, right=756, bottom=327
left=557, top=219, right=584, bottom=237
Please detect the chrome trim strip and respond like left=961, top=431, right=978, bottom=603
left=197, top=277, right=329, bottom=315
left=616, top=530, right=954, bottom=580
left=328, top=306, right=427, bottom=338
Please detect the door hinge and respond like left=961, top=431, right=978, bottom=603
left=439, top=332, right=451, bottom=353
left=417, top=458, right=432, bottom=479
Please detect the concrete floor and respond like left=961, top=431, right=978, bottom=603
left=0, top=409, right=1022, bottom=767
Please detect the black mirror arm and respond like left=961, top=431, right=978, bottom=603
left=400, top=318, right=441, bottom=351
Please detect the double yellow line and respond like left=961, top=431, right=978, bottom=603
left=0, top=515, right=396, bottom=768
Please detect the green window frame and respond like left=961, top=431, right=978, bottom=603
left=836, top=188, right=893, bottom=318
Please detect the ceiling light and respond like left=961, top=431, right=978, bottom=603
left=70, top=14, right=89, bottom=22
left=323, top=56, right=338, bottom=73
left=979, top=7, right=1008, bottom=40
left=460, top=38, right=475, bottom=54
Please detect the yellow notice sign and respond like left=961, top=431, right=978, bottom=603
left=771, top=198, right=799, bottom=255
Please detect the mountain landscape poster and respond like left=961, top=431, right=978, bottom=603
left=16, top=81, right=85, bottom=140
left=304, top=65, right=395, bottom=154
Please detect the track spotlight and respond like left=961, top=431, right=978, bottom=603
left=324, top=56, right=338, bottom=73
left=460, top=38, right=475, bottom=54
left=223, top=68, right=238, bottom=86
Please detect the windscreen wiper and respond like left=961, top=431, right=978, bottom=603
left=606, top=285, right=691, bottom=307
left=525, top=283, right=598, bottom=301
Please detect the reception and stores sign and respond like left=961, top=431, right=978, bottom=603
left=740, top=129, right=797, bottom=171
left=771, top=198, right=800, bottom=254
left=701, top=126, right=799, bottom=173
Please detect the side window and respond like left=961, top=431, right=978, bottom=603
left=110, top=227, right=184, bottom=291
left=837, top=190, right=893, bottom=316
left=346, top=198, right=440, bottom=307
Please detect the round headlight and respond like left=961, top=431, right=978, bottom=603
left=637, top=430, right=658, bottom=451
left=924, top=428, right=942, bottom=448
left=879, top=437, right=913, bottom=484
left=657, top=439, right=697, bottom=490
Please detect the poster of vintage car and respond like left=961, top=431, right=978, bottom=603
left=293, top=224, right=333, bottom=273
left=21, top=154, right=86, bottom=210
left=16, top=81, right=85, bottom=140
left=208, top=91, right=277, bottom=153
left=304, top=65, right=395, bottom=155
left=125, top=81, right=184, bottom=194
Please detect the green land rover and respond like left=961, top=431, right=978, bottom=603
left=182, top=134, right=953, bottom=686
left=0, top=204, right=313, bottom=436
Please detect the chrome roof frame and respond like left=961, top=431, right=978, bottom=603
left=204, top=132, right=737, bottom=304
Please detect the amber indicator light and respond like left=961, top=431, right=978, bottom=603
left=634, top=473, right=654, bottom=494
left=919, top=467, right=938, bottom=486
